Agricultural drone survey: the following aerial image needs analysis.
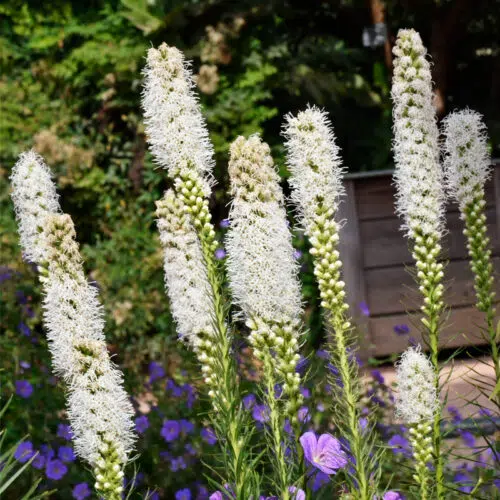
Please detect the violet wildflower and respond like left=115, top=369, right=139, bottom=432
left=46, top=459, right=68, bottom=480
left=58, top=445, right=76, bottom=463
left=161, top=420, right=180, bottom=442
left=209, top=493, right=223, bottom=500
left=252, top=404, right=270, bottom=423
left=393, top=324, right=410, bottom=336
left=15, top=379, right=33, bottom=398
left=383, top=492, right=404, bottom=500
left=72, top=482, right=91, bottom=500
left=288, top=486, right=306, bottom=500
left=57, top=423, right=73, bottom=440
left=148, top=361, right=166, bottom=383
left=243, top=393, right=256, bottom=409
left=18, top=322, right=31, bottom=337
left=214, top=248, right=226, bottom=260
left=40, top=445, right=55, bottom=459
left=32, top=453, right=46, bottom=470
left=460, top=431, right=475, bottom=448
left=20, top=360, right=31, bottom=370
left=293, top=249, right=303, bottom=260
left=300, top=431, right=347, bottom=475
left=180, top=419, right=195, bottom=434
left=371, top=369, right=385, bottom=385
left=14, top=441, right=34, bottom=463
left=135, top=415, right=150, bottom=434
left=359, top=301, right=370, bottom=317
left=388, top=434, right=411, bottom=458
left=176, top=488, right=192, bottom=500
left=309, top=471, right=330, bottom=492
left=219, top=218, right=230, bottom=229
left=170, top=456, right=187, bottom=472
left=201, top=427, right=217, bottom=445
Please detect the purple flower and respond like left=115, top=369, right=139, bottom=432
left=298, top=406, right=310, bottom=423
left=288, top=486, right=305, bottom=500
left=57, top=424, right=73, bottom=441
left=58, top=446, right=76, bottom=463
left=176, top=488, right=192, bottom=500
left=371, top=369, right=385, bottom=384
left=219, top=219, right=230, bottom=229
left=40, top=445, right=55, bottom=459
left=309, top=471, right=330, bottom=492
left=300, top=387, right=311, bottom=399
left=170, top=456, right=187, bottom=472
left=359, top=301, right=370, bottom=316
left=201, top=427, right=217, bottom=445
left=252, top=404, right=270, bottom=423
left=32, top=453, right=46, bottom=470
left=135, top=415, right=150, bottom=434
left=72, top=482, right=91, bottom=500
left=161, top=420, right=180, bottom=442
left=300, top=432, right=347, bottom=475
left=18, top=322, right=31, bottom=337
left=388, top=434, right=411, bottom=457
left=383, top=492, right=404, bottom=500
left=45, top=459, right=68, bottom=480
left=447, top=405, right=462, bottom=423
left=20, top=361, right=31, bottom=370
left=209, top=493, right=223, bottom=500
left=316, top=349, right=329, bottom=359
left=293, top=249, right=303, bottom=260
left=14, top=442, right=34, bottom=463
left=185, top=443, right=197, bottom=456
left=393, top=324, right=410, bottom=335
left=243, top=393, right=256, bottom=409
left=180, top=419, right=195, bottom=434
left=0, top=266, right=13, bottom=283
left=15, top=380, right=33, bottom=398
left=453, top=472, right=473, bottom=493
left=460, top=430, right=475, bottom=448
left=215, top=248, right=226, bottom=260
left=148, top=362, right=166, bottom=383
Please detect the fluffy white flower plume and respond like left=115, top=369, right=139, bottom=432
left=282, top=106, right=345, bottom=231
left=441, top=109, right=492, bottom=213
left=10, top=150, right=61, bottom=263
left=141, top=43, right=215, bottom=195
left=155, top=189, right=215, bottom=348
left=391, top=29, right=445, bottom=238
left=42, top=215, right=135, bottom=470
left=226, top=135, right=302, bottom=325
left=395, top=346, right=438, bottom=424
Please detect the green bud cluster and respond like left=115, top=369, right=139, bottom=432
left=94, top=440, right=125, bottom=500
left=247, top=317, right=303, bottom=421
left=409, top=422, right=433, bottom=500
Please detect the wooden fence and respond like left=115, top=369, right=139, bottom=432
left=338, top=161, right=500, bottom=359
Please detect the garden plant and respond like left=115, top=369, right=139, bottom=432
left=2, top=22, right=500, bottom=500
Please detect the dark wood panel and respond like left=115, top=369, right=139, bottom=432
left=354, top=174, right=496, bottom=222
left=360, top=208, right=499, bottom=269
left=369, top=307, right=492, bottom=357
left=365, top=257, right=500, bottom=316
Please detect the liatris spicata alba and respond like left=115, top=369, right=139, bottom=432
left=10, top=153, right=135, bottom=500
left=142, top=43, right=257, bottom=497
left=395, top=346, right=438, bottom=500
left=283, top=106, right=375, bottom=499
left=391, top=28, right=445, bottom=497
left=226, top=135, right=304, bottom=494
left=441, top=109, right=500, bottom=397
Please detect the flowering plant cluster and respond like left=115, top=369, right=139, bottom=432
left=3, top=28, right=500, bottom=500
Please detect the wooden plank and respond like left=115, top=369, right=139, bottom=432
left=337, top=180, right=372, bottom=359
left=354, top=171, right=497, bottom=221
left=365, top=257, right=500, bottom=316
left=368, top=306, right=492, bottom=357
left=360, top=208, right=499, bottom=269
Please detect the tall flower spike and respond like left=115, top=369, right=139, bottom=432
left=391, top=29, right=445, bottom=499
left=42, top=214, right=135, bottom=500
left=226, top=135, right=304, bottom=415
left=283, top=107, right=375, bottom=500
left=156, top=190, right=220, bottom=395
left=141, top=42, right=215, bottom=196
left=442, top=109, right=499, bottom=399
left=10, top=150, right=61, bottom=264
left=395, top=346, right=437, bottom=500
left=226, top=135, right=303, bottom=494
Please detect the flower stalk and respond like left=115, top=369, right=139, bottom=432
left=391, top=29, right=445, bottom=498
left=442, top=109, right=500, bottom=399
left=283, top=107, right=374, bottom=499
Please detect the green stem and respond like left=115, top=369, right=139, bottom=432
left=178, top=173, right=252, bottom=499
left=412, top=229, right=445, bottom=500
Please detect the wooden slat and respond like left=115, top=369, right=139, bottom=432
left=354, top=173, right=496, bottom=221
left=338, top=180, right=372, bottom=359
left=365, top=257, right=500, bottom=316
left=360, top=208, right=499, bottom=269
left=369, top=306, right=492, bottom=357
